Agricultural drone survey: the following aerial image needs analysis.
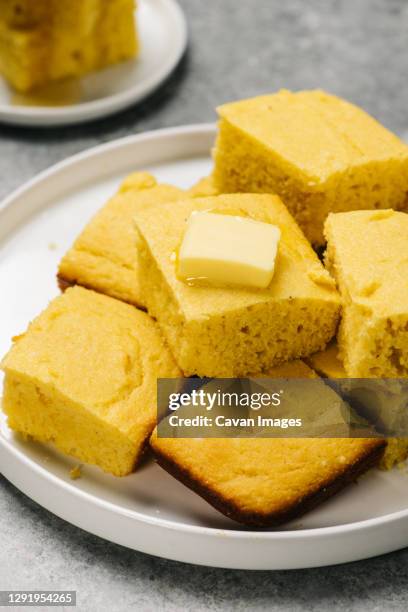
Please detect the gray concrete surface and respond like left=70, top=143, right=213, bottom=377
left=1, top=0, right=408, bottom=609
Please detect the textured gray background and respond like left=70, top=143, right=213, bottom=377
left=1, top=0, right=408, bottom=610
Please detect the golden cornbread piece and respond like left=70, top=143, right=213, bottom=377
left=134, top=193, right=340, bottom=377
left=186, top=175, right=220, bottom=198
left=213, top=89, right=408, bottom=245
left=0, top=22, right=46, bottom=92
left=1, top=287, right=180, bottom=476
left=151, top=361, right=385, bottom=527
left=324, top=209, right=408, bottom=378
left=94, top=0, right=138, bottom=69
left=381, top=439, right=408, bottom=471
left=58, top=173, right=184, bottom=308
left=306, top=342, right=347, bottom=379
left=0, top=0, right=48, bottom=27
left=307, top=343, right=408, bottom=470
left=152, top=435, right=384, bottom=527
left=0, top=0, right=138, bottom=92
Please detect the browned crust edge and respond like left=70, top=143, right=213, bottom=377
left=56, top=273, right=147, bottom=312
left=57, top=274, right=75, bottom=293
left=152, top=440, right=386, bottom=528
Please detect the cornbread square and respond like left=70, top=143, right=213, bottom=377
left=213, top=90, right=408, bottom=245
left=307, top=343, right=408, bottom=470
left=325, top=209, right=408, bottom=377
left=1, top=286, right=180, bottom=476
left=0, top=0, right=138, bottom=92
left=134, top=193, right=340, bottom=377
left=151, top=361, right=385, bottom=526
left=58, top=173, right=184, bottom=308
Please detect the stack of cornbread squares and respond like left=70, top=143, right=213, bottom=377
left=2, top=89, right=408, bottom=527
left=0, top=0, right=138, bottom=92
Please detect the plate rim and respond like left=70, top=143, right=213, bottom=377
left=0, top=0, right=188, bottom=126
left=3, top=428, right=408, bottom=541
left=1, top=123, right=408, bottom=568
left=0, top=122, right=216, bottom=219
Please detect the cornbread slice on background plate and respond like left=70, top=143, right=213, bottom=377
left=58, top=172, right=184, bottom=308
left=307, top=343, right=408, bottom=470
left=1, top=286, right=180, bottom=476
left=213, top=89, right=408, bottom=246
left=0, top=0, right=138, bottom=93
left=134, top=193, right=340, bottom=377
left=324, top=209, right=408, bottom=377
left=151, top=361, right=385, bottom=527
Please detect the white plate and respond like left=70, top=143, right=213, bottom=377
left=0, top=0, right=187, bottom=127
left=1, top=124, right=408, bottom=570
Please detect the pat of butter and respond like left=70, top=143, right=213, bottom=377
left=178, top=212, right=281, bottom=289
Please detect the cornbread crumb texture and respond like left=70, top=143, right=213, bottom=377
left=58, top=173, right=184, bottom=307
left=0, top=0, right=48, bottom=28
left=324, top=209, right=408, bottom=378
left=186, top=175, right=220, bottom=198
left=118, top=171, right=157, bottom=194
left=307, top=343, right=408, bottom=470
left=213, top=89, right=408, bottom=245
left=69, top=465, right=82, bottom=480
left=306, top=342, right=346, bottom=378
left=380, top=438, right=408, bottom=471
left=1, top=286, right=180, bottom=476
left=134, top=193, right=340, bottom=377
left=0, top=0, right=138, bottom=92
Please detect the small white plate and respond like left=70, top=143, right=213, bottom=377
left=1, top=125, right=408, bottom=570
left=0, top=0, right=187, bottom=127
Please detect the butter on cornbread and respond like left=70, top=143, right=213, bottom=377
left=58, top=173, right=184, bottom=308
left=213, top=89, right=408, bottom=245
left=151, top=361, right=385, bottom=527
left=0, top=0, right=138, bottom=92
left=177, top=211, right=281, bottom=289
left=324, top=209, right=408, bottom=378
left=134, top=193, right=340, bottom=377
left=1, top=286, right=180, bottom=476
left=306, top=343, right=408, bottom=470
